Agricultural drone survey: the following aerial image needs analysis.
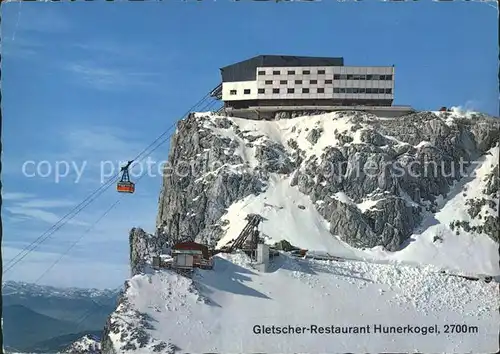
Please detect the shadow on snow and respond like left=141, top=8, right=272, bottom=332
left=193, top=257, right=271, bottom=302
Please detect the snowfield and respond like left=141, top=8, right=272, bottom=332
left=108, top=252, right=499, bottom=353
left=210, top=115, right=499, bottom=277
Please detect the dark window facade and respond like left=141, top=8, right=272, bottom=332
left=318, top=70, right=326, bottom=74
left=288, top=70, right=295, bottom=75
left=273, top=70, right=280, bottom=75
left=295, top=80, right=302, bottom=84
left=258, top=70, right=266, bottom=75
left=287, top=88, right=295, bottom=93
left=265, top=80, right=273, bottom=84
left=280, top=80, right=287, bottom=84
left=244, top=89, right=251, bottom=94
left=230, top=90, right=237, bottom=95
left=310, top=80, right=317, bottom=84
left=325, top=79, right=333, bottom=84
left=303, top=70, right=311, bottom=75
left=258, top=88, right=265, bottom=94
left=330, top=74, right=392, bottom=81
left=273, top=88, right=280, bottom=94
left=322, top=87, right=395, bottom=94
left=317, top=88, right=325, bottom=93
left=302, top=88, right=310, bottom=93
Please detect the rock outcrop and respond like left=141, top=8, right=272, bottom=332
left=152, top=110, right=499, bottom=252
left=63, top=334, right=101, bottom=354
left=129, top=227, right=163, bottom=277
left=105, top=109, right=499, bottom=354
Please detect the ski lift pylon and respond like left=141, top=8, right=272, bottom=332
left=117, top=160, right=135, bottom=193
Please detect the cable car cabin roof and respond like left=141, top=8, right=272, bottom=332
left=172, top=241, right=209, bottom=259
left=172, top=249, right=203, bottom=255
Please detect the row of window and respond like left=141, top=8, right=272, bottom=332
left=259, top=69, right=326, bottom=76
left=229, top=88, right=392, bottom=95
left=262, top=77, right=392, bottom=85
left=258, top=70, right=392, bottom=81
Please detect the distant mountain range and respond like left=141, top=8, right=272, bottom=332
left=2, top=281, right=121, bottom=353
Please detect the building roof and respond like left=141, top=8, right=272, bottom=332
left=221, top=55, right=344, bottom=70
left=220, top=55, right=344, bottom=83
left=172, top=241, right=209, bottom=258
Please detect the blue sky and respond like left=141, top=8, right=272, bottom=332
left=1, top=1, right=498, bottom=289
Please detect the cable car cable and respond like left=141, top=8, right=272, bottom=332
left=19, top=97, right=222, bottom=326
left=4, top=93, right=216, bottom=273
left=38, top=99, right=222, bottom=281
left=32, top=199, right=122, bottom=284
left=3, top=176, right=120, bottom=273
left=31, top=160, right=156, bottom=283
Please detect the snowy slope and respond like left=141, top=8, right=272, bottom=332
left=364, top=146, right=499, bottom=275
left=106, top=253, right=499, bottom=353
left=202, top=112, right=499, bottom=277
left=201, top=112, right=364, bottom=168
left=120, top=109, right=499, bottom=353
left=63, top=334, right=101, bottom=353
left=216, top=174, right=363, bottom=258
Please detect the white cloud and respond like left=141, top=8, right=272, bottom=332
left=3, top=192, right=35, bottom=200
left=4, top=194, right=88, bottom=226
left=5, top=205, right=87, bottom=226
left=71, top=40, right=166, bottom=63
left=450, top=100, right=483, bottom=115
left=54, top=125, right=165, bottom=185
left=16, top=199, right=76, bottom=208
left=63, top=126, right=144, bottom=159
left=65, top=62, right=161, bottom=91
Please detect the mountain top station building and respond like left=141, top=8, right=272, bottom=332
left=210, top=55, right=414, bottom=119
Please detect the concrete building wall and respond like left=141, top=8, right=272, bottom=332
left=221, top=65, right=394, bottom=103
left=222, top=80, right=258, bottom=101
left=256, top=244, right=269, bottom=264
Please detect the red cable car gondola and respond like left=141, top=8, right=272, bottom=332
left=117, top=161, right=135, bottom=194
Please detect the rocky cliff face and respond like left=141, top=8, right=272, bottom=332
left=154, top=110, right=499, bottom=252
left=155, top=114, right=267, bottom=249
left=129, top=227, right=164, bottom=277
left=103, top=109, right=499, bottom=354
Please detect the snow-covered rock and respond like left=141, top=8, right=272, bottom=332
left=2, top=281, right=118, bottom=299
left=102, top=253, right=499, bottom=353
left=63, top=334, right=101, bottom=354
left=148, top=110, right=498, bottom=267
left=116, top=109, right=499, bottom=353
